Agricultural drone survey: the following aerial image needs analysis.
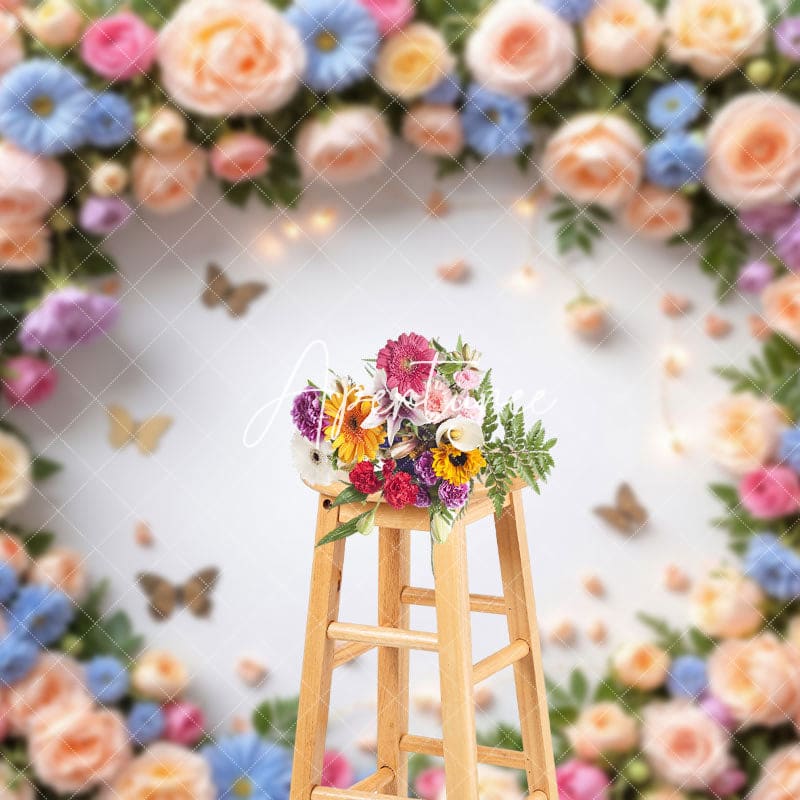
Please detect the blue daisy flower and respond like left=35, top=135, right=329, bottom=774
left=286, top=0, right=379, bottom=92
left=0, top=58, right=91, bottom=155
left=9, top=585, right=74, bottom=646
left=779, top=427, right=800, bottom=473
left=425, top=74, right=462, bottom=105
left=128, top=701, right=165, bottom=746
left=85, top=91, right=134, bottom=149
left=645, top=133, right=705, bottom=188
left=646, top=81, right=703, bottom=132
left=0, top=563, right=18, bottom=604
left=0, top=631, right=39, bottom=686
left=667, top=655, right=708, bottom=699
left=462, top=84, right=533, bottom=158
left=745, top=533, right=800, bottom=600
left=203, top=733, right=292, bottom=800
left=86, top=655, right=130, bottom=704
left=541, top=0, right=595, bottom=22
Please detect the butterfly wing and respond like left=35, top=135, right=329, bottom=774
left=202, top=264, right=231, bottom=309
left=137, top=573, right=177, bottom=621
left=107, top=405, right=137, bottom=450
left=134, top=416, right=173, bottom=455
left=593, top=505, right=633, bottom=534
left=617, top=483, right=648, bottom=528
left=181, top=567, right=219, bottom=618
left=224, top=283, right=267, bottom=317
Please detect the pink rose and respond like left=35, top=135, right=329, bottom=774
left=556, top=759, right=611, bottom=800
left=414, top=767, right=446, bottom=800
left=163, top=701, right=205, bottom=746
left=0, top=12, right=23, bottom=77
left=80, top=12, right=157, bottom=81
left=739, top=465, right=800, bottom=519
left=320, top=751, right=354, bottom=788
left=402, top=104, right=463, bottom=157
left=0, top=143, right=67, bottom=226
left=357, top=0, right=413, bottom=34
left=210, top=133, right=273, bottom=183
left=620, top=184, right=692, bottom=241
left=1, top=355, right=57, bottom=407
left=132, top=143, right=207, bottom=214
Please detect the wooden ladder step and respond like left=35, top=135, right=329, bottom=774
left=332, top=641, right=374, bottom=669
left=327, top=622, right=438, bottom=652
left=311, top=789, right=396, bottom=800
left=473, top=639, right=530, bottom=684
left=350, top=767, right=394, bottom=792
left=399, top=734, right=527, bottom=770
left=400, top=586, right=507, bottom=615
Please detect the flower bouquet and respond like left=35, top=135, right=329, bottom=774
left=290, top=333, right=556, bottom=546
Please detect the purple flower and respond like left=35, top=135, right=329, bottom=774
left=438, top=481, right=469, bottom=510
left=291, top=386, right=325, bottom=442
left=414, top=485, right=431, bottom=508
left=737, top=260, right=774, bottom=293
left=775, top=214, right=800, bottom=272
left=414, top=451, right=438, bottom=487
left=79, top=196, right=132, bottom=236
left=738, top=204, right=796, bottom=237
left=19, top=287, right=119, bottom=353
left=776, top=16, right=800, bottom=61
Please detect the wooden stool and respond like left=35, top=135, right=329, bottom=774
left=290, top=479, right=556, bottom=800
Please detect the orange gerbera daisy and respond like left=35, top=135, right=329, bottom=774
left=324, top=385, right=384, bottom=464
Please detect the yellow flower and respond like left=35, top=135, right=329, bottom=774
left=324, top=385, right=384, bottom=464
left=431, top=444, right=486, bottom=485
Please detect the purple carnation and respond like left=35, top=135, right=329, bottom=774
left=79, top=196, right=133, bottom=236
left=19, top=286, right=119, bottom=353
left=414, top=451, right=438, bottom=487
left=776, top=17, right=800, bottom=61
left=775, top=215, right=800, bottom=272
left=291, top=386, right=324, bottom=441
left=438, top=481, right=469, bottom=510
left=414, top=485, right=432, bottom=508
left=737, top=260, right=774, bottom=293
left=738, top=204, right=796, bottom=238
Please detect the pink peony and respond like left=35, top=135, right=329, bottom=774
left=1, top=355, right=57, bottom=406
left=210, top=133, right=272, bottom=183
left=414, top=767, right=446, bottom=800
left=739, top=465, right=800, bottom=519
left=80, top=12, right=157, bottom=80
left=357, top=0, right=414, bottom=34
left=162, top=701, right=205, bottom=746
left=320, top=751, right=354, bottom=788
left=376, top=332, right=436, bottom=395
left=556, top=760, right=611, bottom=800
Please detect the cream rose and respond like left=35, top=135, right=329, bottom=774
left=30, top=548, right=88, bottom=601
left=583, top=0, right=663, bottom=77
left=641, top=701, right=731, bottom=789
left=21, top=0, right=83, bottom=48
left=0, top=431, right=31, bottom=516
left=689, top=566, right=765, bottom=638
left=705, top=93, right=800, bottom=210
left=620, top=184, right=691, bottom=240
left=465, top=0, right=576, bottom=96
left=89, top=162, right=129, bottom=197
left=402, top=104, right=464, bottom=157
left=132, top=650, right=189, bottom=701
left=763, top=274, right=800, bottom=345
left=137, top=106, right=188, bottom=155
left=28, top=699, right=131, bottom=794
left=751, top=745, right=800, bottom=800
left=708, top=393, right=785, bottom=474
left=158, top=0, right=305, bottom=116
left=296, top=107, right=391, bottom=185
left=0, top=532, right=29, bottom=574
left=0, top=222, right=51, bottom=271
left=709, top=633, right=800, bottom=727
left=132, top=143, right=207, bottom=214
left=99, top=743, right=215, bottom=800
left=567, top=702, right=639, bottom=760
left=0, top=12, right=22, bottom=76
left=665, top=0, right=766, bottom=78
left=612, top=642, right=670, bottom=690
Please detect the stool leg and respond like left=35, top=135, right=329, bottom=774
left=495, top=491, right=557, bottom=800
left=433, top=520, right=480, bottom=799
left=290, top=498, right=347, bottom=800
left=377, top=528, right=410, bottom=795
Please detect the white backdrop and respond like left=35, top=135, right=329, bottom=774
left=10, top=152, right=758, bottom=760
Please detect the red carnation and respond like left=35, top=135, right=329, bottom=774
left=383, top=471, right=418, bottom=509
left=381, top=459, right=396, bottom=479
left=350, top=461, right=382, bottom=495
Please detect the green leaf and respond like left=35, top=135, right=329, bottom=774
left=316, top=509, right=376, bottom=546
left=31, top=457, right=61, bottom=481
left=549, top=196, right=608, bottom=256
left=23, top=530, right=54, bottom=558
left=569, top=669, right=589, bottom=703
left=331, top=485, right=368, bottom=507
left=252, top=696, right=299, bottom=746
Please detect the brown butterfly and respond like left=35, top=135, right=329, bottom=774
left=107, top=405, right=172, bottom=455
left=136, top=567, right=220, bottom=621
left=593, top=483, right=648, bottom=534
left=202, top=264, right=266, bottom=317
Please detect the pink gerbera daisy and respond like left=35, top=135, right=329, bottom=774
left=376, top=333, right=436, bottom=395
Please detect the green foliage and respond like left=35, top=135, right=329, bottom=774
left=638, top=612, right=715, bottom=657
left=549, top=196, right=611, bottom=256
left=31, top=456, right=61, bottom=482
left=331, top=485, right=368, bottom=507
left=686, top=213, right=750, bottom=299
left=316, top=507, right=375, bottom=546
left=252, top=696, right=299, bottom=747
left=23, top=530, right=55, bottom=558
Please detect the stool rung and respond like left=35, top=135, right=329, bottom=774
left=399, top=734, right=527, bottom=770
left=311, top=789, right=396, bottom=800
left=473, top=639, right=530, bottom=684
left=400, top=586, right=507, bottom=615
left=350, top=766, right=394, bottom=792
left=332, top=641, right=374, bottom=668
left=327, top=622, right=438, bottom=652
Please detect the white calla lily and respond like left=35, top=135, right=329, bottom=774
left=435, top=417, right=484, bottom=451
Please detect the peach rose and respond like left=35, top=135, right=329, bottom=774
left=0, top=532, right=30, bottom=575
left=763, top=274, right=800, bottom=345
left=542, top=114, right=644, bottom=209
left=708, top=393, right=785, bottom=474
left=612, top=642, right=670, bottom=690
left=132, top=650, right=189, bottom=701
left=0, top=12, right=22, bottom=77
left=89, top=162, right=129, bottom=197
left=583, top=0, right=663, bottom=77
left=296, top=107, right=391, bottom=185
left=99, top=743, right=215, bottom=800
left=567, top=702, right=639, bottom=760
left=751, top=745, right=800, bottom=800
left=402, top=104, right=464, bottom=157
left=137, top=107, right=187, bottom=156
left=210, top=132, right=273, bottom=182
left=465, top=0, right=576, bottom=96
left=565, top=296, right=609, bottom=340
left=21, top=0, right=83, bottom=48
left=641, top=701, right=731, bottom=789
left=705, top=93, right=800, bottom=210
left=665, top=0, right=766, bottom=78
left=132, top=143, right=207, bottom=214
left=375, top=23, right=455, bottom=100
left=0, top=143, right=66, bottom=227
left=621, top=184, right=692, bottom=240
left=689, top=566, right=765, bottom=638
left=0, top=222, right=51, bottom=271
left=158, top=0, right=305, bottom=116
left=0, top=431, right=31, bottom=516
left=7, top=653, right=87, bottom=733
left=0, top=761, right=33, bottom=800
left=709, top=633, right=800, bottom=727
left=30, top=548, right=88, bottom=601
left=28, top=698, right=131, bottom=794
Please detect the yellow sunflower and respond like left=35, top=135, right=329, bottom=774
left=324, top=385, right=384, bottom=464
left=431, top=443, right=486, bottom=485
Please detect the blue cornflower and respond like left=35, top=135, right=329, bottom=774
left=646, top=81, right=703, bottom=132
left=86, top=655, right=130, bottom=704
left=541, top=0, right=595, bottom=22
left=9, top=585, right=74, bottom=646
left=85, top=91, right=134, bottom=149
left=645, top=133, right=706, bottom=188
left=462, top=84, right=533, bottom=158
left=203, top=733, right=292, bottom=800
left=128, top=701, right=166, bottom=746
left=0, top=58, right=91, bottom=155
left=0, top=563, right=18, bottom=604
left=286, top=0, right=379, bottom=92
left=779, top=427, right=800, bottom=473
left=744, top=533, right=800, bottom=600
left=0, top=631, right=39, bottom=686
left=667, top=655, right=708, bottom=699
left=425, top=74, right=462, bottom=105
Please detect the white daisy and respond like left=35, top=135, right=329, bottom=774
left=291, top=431, right=339, bottom=485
